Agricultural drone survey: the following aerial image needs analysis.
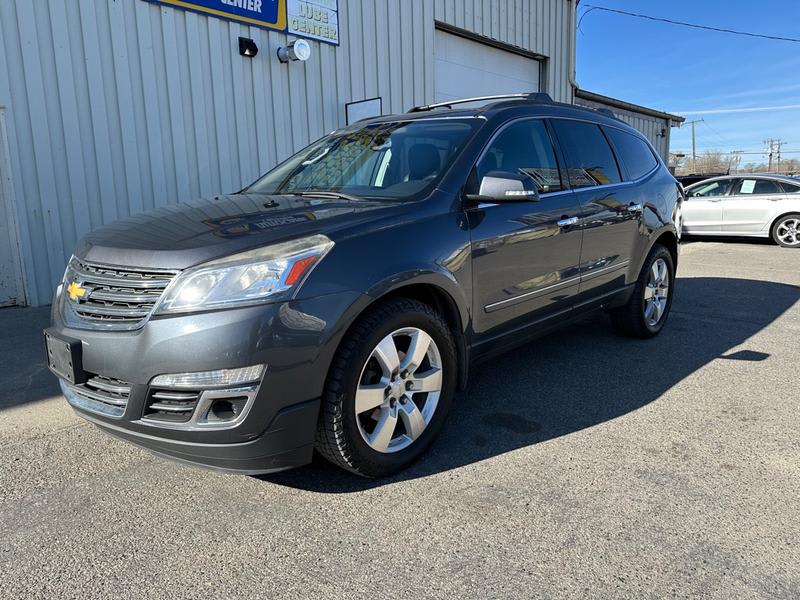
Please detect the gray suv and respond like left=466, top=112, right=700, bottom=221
left=45, top=93, right=681, bottom=478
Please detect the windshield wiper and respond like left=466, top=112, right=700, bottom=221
left=290, top=190, right=364, bottom=202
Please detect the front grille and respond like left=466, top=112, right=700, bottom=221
left=68, top=374, right=132, bottom=418
left=64, top=259, right=178, bottom=330
left=144, top=389, right=202, bottom=423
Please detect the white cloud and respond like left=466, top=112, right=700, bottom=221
left=675, top=104, right=800, bottom=115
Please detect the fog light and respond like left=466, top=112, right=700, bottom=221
left=151, top=365, right=265, bottom=389
left=207, top=396, right=249, bottom=423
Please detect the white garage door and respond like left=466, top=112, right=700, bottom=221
left=434, top=30, right=540, bottom=103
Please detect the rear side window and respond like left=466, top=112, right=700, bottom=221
left=781, top=182, right=800, bottom=193
left=550, top=120, right=621, bottom=188
left=604, top=127, right=658, bottom=181
left=735, top=179, right=783, bottom=195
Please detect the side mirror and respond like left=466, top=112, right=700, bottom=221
left=466, top=171, right=540, bottom=203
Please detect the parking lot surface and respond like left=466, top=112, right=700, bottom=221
left=1, top=240, right=799, bottom=599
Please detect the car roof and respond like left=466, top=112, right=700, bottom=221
left=349, top=93, right=642, bottom=137
left=687, top=173, right=800, bottom=187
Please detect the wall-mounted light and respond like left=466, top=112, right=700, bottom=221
left=239, top=37, right=258, bottom=58
left=277, top=39, right=312, bottom=63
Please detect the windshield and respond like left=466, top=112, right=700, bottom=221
left=245, top=118, right=480, bottom=200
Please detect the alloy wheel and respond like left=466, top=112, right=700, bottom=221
left=776, top=218, right=800, bottom=246
left=643, top=257, right=670, bottom=327
left=355, top=327, right=443, bottom=453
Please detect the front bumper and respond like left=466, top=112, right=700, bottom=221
left=49, top=289, right=369, bottom=473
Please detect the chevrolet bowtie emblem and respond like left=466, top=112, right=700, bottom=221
left=66, top=281, right=88, bottom=302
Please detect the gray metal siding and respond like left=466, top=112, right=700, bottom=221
left=0, top=0, right=575, bottom=305
left=574, top=97, right=673, bottom=162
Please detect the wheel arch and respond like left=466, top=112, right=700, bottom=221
left=334, top=274, right=471, bottom=392
left=768, top=211, right=800, bottom=238
left=653, top=229, right=679, bottom=268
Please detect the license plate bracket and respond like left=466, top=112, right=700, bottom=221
left=44, top=329, right=87, bottom=385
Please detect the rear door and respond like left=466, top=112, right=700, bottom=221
left=722, top=178, right=785, bottom=233
left=682, top=179, right=733, bottom=233
left=549, top=119, right=640, bottom=301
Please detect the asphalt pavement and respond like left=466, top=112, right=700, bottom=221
left=1, top=239, right=799, bottom=599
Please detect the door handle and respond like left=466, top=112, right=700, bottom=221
left=627, top=203, right=643, bottom=213
left=557, top=216, right=578, bottom=227
left=708, top=198, right=722, bottom=203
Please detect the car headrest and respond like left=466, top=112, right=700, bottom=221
left=408, top=144, right=441, bottom=181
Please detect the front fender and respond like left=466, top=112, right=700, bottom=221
left=364, top=268, right=471, bottom=335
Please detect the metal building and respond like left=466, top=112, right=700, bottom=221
left=0, top=0, right=679, bottom=307
left=574, top=89, right=685, bottom=162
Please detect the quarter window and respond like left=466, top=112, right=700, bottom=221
left=604, top=127, right=658, bottom=181
left=476, top=119, right=563, bottom=193
left=781, top=182, right=800, bottom=193
left=735, top=179, right=783, bottom=195
left=550, top=120, right=621, bottom=188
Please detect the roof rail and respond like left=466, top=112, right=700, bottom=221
left=408, top=92, right=553, bottom=113
left=594, top=107, right=617, bottom=119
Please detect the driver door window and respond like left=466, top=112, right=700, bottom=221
left=688, top=180, right=732, bottom=198
left=476, top=120, right=563, bottom=193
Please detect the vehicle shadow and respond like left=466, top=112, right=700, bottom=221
left=262, top=276, right=799, bottom=493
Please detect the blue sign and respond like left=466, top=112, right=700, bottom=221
left=144, top=0, right=286, bottom=32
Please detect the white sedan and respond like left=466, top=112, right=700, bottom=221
left=681, top=174, right=800, bottom=247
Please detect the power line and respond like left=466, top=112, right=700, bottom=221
left=673, top=149, right=800, bottom=156
left=580, top=5, right=800, bottom=43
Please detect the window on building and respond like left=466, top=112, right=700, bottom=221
left=734, top=179, right=783, bottom=195
left=604, top=127, right=658, bottom=181
left=550, top=120, right=621, bottom=188
left=476, top=119, right=563, bottom=193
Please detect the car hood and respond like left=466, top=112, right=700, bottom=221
left=75, top=194, right=406, bottom=270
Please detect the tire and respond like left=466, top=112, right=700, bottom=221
left=771, top=213, right=800, bottom=248
left=315, top=297, right=457, bottom=478
left=610, top=244, right=675, bottom=339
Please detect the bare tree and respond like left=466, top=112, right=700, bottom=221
left=675, top=151, right=730, bottom=176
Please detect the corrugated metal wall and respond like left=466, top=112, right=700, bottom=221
left=0, top=0, right=575, bottom=305
left=573, top=97, right=673, bottom=161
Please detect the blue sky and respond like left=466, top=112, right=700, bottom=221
left=576, top=0, right=800, bottom=163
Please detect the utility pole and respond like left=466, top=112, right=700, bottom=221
left=764, top=139, right=784, bottom=173
left=685, top=119, right=704, bottom=173
left=729, top=150, right=743, bottom=174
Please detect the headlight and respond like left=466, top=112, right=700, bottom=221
left=155, top=234, right=334, bottom=314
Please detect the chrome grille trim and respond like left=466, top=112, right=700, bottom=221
left=62, top=258, right=179, bottom=331
left=143, top=389, right=203, bottom=423
left=60, top=375, right=133, bottom=418
left=140, top=385, right=259, bottom=430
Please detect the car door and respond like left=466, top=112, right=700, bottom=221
left=467, top=118, right=583, bottom=341
left=548, top=119, right=639, bottom=301
left=681, top=179, right=734, bottom=233
left=722, top=178, right=785, bottom=233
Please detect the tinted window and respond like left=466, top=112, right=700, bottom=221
left=735, top=179, right=783, bottom=195
left=781, top=182, right=800, bottom=193
left=551, top=120, right=621, bottom=188
left=604, top=127, right=658, bottom=180
left=687, top=180, right=732, bottom=198
left=477, top=119, right=563, bottom=193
